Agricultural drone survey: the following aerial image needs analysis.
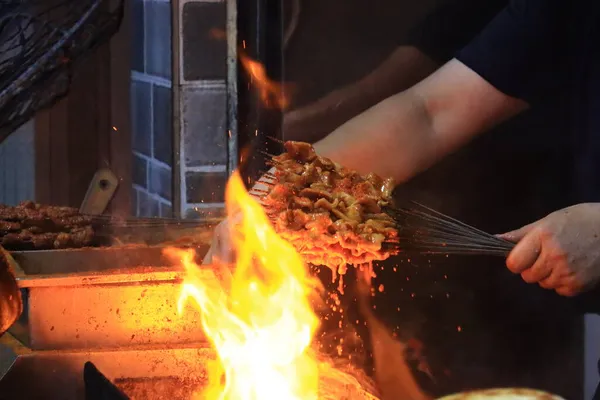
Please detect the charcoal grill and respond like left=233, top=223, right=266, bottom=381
left=0, top=244, right=216, bottom=399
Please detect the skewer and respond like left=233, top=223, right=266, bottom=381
left=266, top=158, right=286, bottom=167
left=249, top=194, right=266, bottom=202
left=382, top=202, right=515, bottom=257
left=260, top=150, right=279, bottom=159
left=249, top=188, right=269, bottom=194
left=256, top=180, right=275, bottom=187
left=258, top=147, right=513, bottom=258
left=259, top=169, right=277, bottom=178
left=89, top=216, right=213, bottom=227
left=266, top=135, right=285, bottom=145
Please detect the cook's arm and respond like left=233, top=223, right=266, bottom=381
left=313, top=58, right=527, bottom=184
left=204, top=58, right=523, bottom=265
left=284, top=0, right=508, bottom=144
left=315, top=0, right=568, bottom=184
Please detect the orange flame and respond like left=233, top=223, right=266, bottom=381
left=166, top=171, right=324, bottom=399
left=239, top=54, right=292, bottom=110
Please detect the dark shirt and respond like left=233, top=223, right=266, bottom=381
left=406, top=0, right=508, bottom=65
left=400, top=0, right=573, bottom=229
left=457, top=0, right=600, bottom=202
left=456, top=0, right=600, bottom=318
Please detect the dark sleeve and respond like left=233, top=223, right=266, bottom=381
left=574, top=287, right=600, bottom=315
left=456, top=0, right=568, bottom=102
left=405, top=0, right=508, bottom=64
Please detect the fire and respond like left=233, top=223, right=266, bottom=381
left=165, top=171, right=325, bottom=399
left=162, top=170, right=552, bottom=400
left=239, top=54, right=292, bottom=109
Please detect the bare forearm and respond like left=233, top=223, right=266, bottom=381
left=313, top=90, right=436, bottom=183
left=313, top=60, right=528, bottom=184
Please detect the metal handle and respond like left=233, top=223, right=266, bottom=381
left=80, top=168, right=119, bottom=215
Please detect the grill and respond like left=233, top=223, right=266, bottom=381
left=0, top=245, right=214, bottom=399
left=84, top=362, right=129, bottom=400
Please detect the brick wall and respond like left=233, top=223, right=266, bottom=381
left=130, top=0, right=234, bottom=219
left=0, top=121, right=35, bottom=205
left=130, top=0, right=174, bottom=217
left=175, top=0, right=231, bottom=219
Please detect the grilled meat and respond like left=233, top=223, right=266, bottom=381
left=260, top=141, right=398, bottom=278
left=0, top=201, right=96, bottom=250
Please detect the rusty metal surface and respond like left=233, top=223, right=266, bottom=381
left=95, top=220, right=219, bottom=247
left=6, top=245, right=215, bottom=350
left=20, top=273, right=212, bottom=350
left=116, top=376, right=206, bottom=400
left=11, top=245, right=202, bottom=279
left=0, top=333, right=381, bottom=400
left=0, top=333, right=212, bottom=400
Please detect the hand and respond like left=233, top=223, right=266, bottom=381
left=499, top=203, right=600, bottom=297
left=202, top=216, right=237, bottom=265
left=202, top=170, right=274, bottom=265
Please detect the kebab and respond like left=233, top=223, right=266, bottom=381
left=251, top=141, right=514, bottom=277
left=251, top=141, right=399, bottom=283
left=0, top=201, right=212, bottom=251
left=0, top=201, right=95, bottom=250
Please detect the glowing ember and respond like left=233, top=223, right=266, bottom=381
left=165, top=171, right=376, bottom=400
left=239, top=54, right=292, bottom=109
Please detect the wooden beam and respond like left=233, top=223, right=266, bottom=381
left=34, top=2, right=131, bottom=214
left=108, top=0, right=132, bottom=216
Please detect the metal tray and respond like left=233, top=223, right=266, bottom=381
left=6, top=245, right=214, bottom=350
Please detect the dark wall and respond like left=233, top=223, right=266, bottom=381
left=283, top=0, right=439, bottom=107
